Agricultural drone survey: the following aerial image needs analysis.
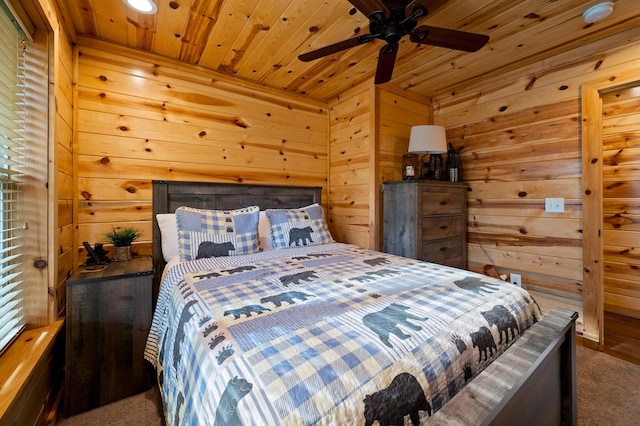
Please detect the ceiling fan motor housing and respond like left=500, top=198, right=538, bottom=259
left=369, top=5, right=422, bottom=44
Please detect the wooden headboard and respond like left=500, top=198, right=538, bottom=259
left=151, top=180, right=322, bottom=302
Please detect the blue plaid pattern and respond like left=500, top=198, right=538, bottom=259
left=145, top=243, right=542, bottom=425
left=176, top=205, right=260, bottom=261
left=266, top=204, right=334, bottom=248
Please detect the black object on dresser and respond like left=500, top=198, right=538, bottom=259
left=64, top=257, right=154, bottom=416
left=383, top=180, right=467, bottom=268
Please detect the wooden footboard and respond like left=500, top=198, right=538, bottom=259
left=432, top=307, right=578, bottom=425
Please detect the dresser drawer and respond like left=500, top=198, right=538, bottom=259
left=422, top=238, right=463, bottom=263
left=421, top=190, right=464, bottom=214
left=421, top=216, right=462, bottom=240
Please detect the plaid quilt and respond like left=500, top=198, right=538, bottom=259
left=144, top=243, right=541, bottom=425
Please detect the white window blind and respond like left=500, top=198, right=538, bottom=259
left=0, top=2, right=26, bottom=355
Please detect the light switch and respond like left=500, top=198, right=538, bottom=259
left=545, top=198, right=564, bottom=213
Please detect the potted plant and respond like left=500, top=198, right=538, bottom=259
left=104, top=226, right=142, bottom=262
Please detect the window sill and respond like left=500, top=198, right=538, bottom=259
left=0, top=319, right=64, bottom=422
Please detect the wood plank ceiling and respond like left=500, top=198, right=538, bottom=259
left=60, top=0, right=640, bottom=101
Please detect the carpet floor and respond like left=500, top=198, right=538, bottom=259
left=58, top=345, right=640, bottom=425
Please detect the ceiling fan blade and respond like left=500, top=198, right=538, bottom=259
left=382, top=0, right=415, bottom=11
left=298, top=34, right=375, bottom=62
left=374, top=43, right=398, bottom=84
left=413, top=0, right=449, bottom=14
left=347, top=0, right=389, bottom=18
left=411, top=25, right=489, bottom=52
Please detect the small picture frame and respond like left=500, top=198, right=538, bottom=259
left=402, top=153, right=420, bottom=180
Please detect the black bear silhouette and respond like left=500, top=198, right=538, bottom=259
left=362, top=303, right=427, bottom=348
left=260, top=291, right=313, bottom=307
left=470, top=326, right=497, bottom=362
left=223, top=304, right=271, bottom=319
left=363, top=372, right=431, bottom=426
left=279, top=270, right=318, bottom=286
left=193, top=271, right=222, bottom=280
left=173, top=300, right=198, bottom=369
left=453, top=276, right=501, bottom=295
left=221, top=265, right=256, bottom=274
left=196, top=241, right=235, bottom=259
left=307, top=252, right=332, bottom=258
left=363, top=257, right=391, bottom=267
left=214, top=376, right=252, bottom=426
left=289, top=226, right=314, bottom=246
left=482, top=305, right=520, bottom=344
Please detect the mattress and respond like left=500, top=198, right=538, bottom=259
left=144, top=242, right=541, bottom=425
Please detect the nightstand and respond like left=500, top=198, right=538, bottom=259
left=64, top=257, right=154, bottom=416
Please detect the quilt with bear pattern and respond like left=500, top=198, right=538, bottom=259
left=144, top=243, right=541, bottom=425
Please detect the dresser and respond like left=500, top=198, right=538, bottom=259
left=383, top=181, right=467, bottom=268
left=64, top=257, right=154, bottom=416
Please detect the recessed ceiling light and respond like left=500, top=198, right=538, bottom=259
left=583, top=2, right=614, bottom=24
left=123, top=0, right=158, bottom=14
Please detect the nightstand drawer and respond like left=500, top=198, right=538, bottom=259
left=421, top=190, right=464, bottom=214
left=422, top=238, right=463, bottom=263
left=421, top=216, right=461, bottom=240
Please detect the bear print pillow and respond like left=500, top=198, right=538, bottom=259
left=175, top=205, right=260, bottom=261
left=264, top=203, right=333, bottom=249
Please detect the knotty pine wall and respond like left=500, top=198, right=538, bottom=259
left=602, top=85, right=640, bottom=320
left=52, top=12, right=74, bottom=321
left=328, top=82, right=373, bottom=249
left=75, top=37, right=328, bottom=262
left=433, top=27, right=640, bottom=334
left=328, top=82, right=432, bottom=250
left=17, top=0, right=74, bottom=325
left=375, top=86, right=433, bottom=249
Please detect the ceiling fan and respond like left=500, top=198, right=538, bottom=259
left=298, top=0, right=489, bottom=84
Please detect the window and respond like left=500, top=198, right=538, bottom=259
left=0, top=2, right=26, bottom=355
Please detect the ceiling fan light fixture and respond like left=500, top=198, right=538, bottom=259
left=123, top=0, right=158, bottom=14
left=582, top=2, right=614, bottom=24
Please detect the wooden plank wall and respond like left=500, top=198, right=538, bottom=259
left=433, top=27, right=640, bottom=326
left=601, top=85, right=640, bottom=319
left=75, top=37, right=328, bottom=262
left=375, top=86, right=432, bottom=249
left=328, top=82, right=373, bottom=249
left=328, top=83, right=432, bottom=250
left=17, top=0, right=74, bottom=325
left=53, top=13, right=74, bottom=321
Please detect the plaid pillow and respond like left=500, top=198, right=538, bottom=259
left=176, top=205, right=260, bottom=261
left=265, top=204, right=333, bottom=249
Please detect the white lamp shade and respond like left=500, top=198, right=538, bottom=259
left=408, top=125, right=447, bottom=154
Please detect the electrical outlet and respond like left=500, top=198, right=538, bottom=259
left=545, top=198, right=564, bottom=213
left=510, top=273, right=522, bottom=287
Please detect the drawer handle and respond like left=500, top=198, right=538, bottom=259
left=439, top=201, right=448, bottom=205
left=440, top=247, right=448, bottom=252
left=440, top=225, right=448, bottom=230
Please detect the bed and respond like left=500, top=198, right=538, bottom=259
left=145, top=180, right=577, bottom=425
